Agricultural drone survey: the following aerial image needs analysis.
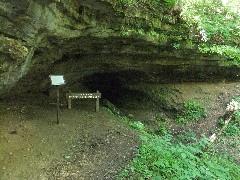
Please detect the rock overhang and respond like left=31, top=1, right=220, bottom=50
left=1, top=0, right=240, bottom=98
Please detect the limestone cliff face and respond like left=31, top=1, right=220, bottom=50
left=0, top=0, right=239, bottom=97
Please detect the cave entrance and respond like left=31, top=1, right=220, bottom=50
left=83, top=71, right=149, bottom=109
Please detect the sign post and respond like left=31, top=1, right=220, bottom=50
left=50, top=75, right=65, bottom=124
left=57, top=87, right=60, bottom=124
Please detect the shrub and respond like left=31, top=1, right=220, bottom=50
left=119, top=134, right=240, bottom=179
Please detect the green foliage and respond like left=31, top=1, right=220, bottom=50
left=225, top=123, right=240, bottom=136
left=151, top=0, right=159, bottom=7
left=129, top=121, right=145, bottom=132
left=112, top=0, right=240, bottom=65
left=173, top=43, right=180, bottom=49
left=233, top=96, right=240, bottom=103
left=164, top=0, right=178, bottom=6
left=117, top=0, right=161, bottom=8
left=159, top=126, right=168, bottom=135
left=154, top=114, right=169, bottom=135
left=229, top=137, right=240, bottom=148
left=175, top=129, right=197, bottom=144
left=217, top=104, right=240, bottom=137
left=199, top=44, right=240, bottom=64
left=176, top=101, right=207, bottom=124
left=217, top=108, right=240, bottom=137
left=185, top=39, right=193, bottom=48
left=218, top=118, right=225, bottom=126
left=119, top=133, right=240, bottom=179
left=104, top=104, right=148, bottom=132
left=181, top=0, right=240, bottom=64
left=119, top=0, right=136, bottom=5
left=120, top=26, right=129, bottom=36
left=154, top=114, right=166, bottom=122
left=182, top=0, right=240, bottom=43
left=149, top=30, right=158, bottom=37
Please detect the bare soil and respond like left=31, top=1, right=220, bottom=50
left=0, top=96, right=140, bottom=180
left=0, top=82, right=240, bottom=179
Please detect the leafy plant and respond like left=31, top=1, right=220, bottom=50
left=154, top=114, right=169, bottom=135
left=225, top=124, right=240, bottom=136
left=180, top=0, right=240, bottom=64
left=151, top=0, right=159, bottom=7
left=148, top=30, right=158, bottom=37
left=224, top=111, right=240, bottom=136
left=186, top=39, right=193, bottom=48
left=120, top=26, right=129, bottom=36
left=137, top=29, right=145, bottom=35
left=218, top=118, right=225, bottom=126
left=176, top=115, right=186, bottom=124
left=159, top=126, right=168, bottom=135
left=104, top=103, right=148, bottom=132
left=218, top=110, right=240, bottom=136
left=173, top=43, right=181, bottom=49
left=129, top=121, right=145, bottom=132
left=176, top=101, right=207, bottom=124
left=164, top=0, right=178, bottom=6
left=233, top=96, right=240, bottom=103
left=175, top=129, right=197, bottom=144
left=199, top=44, right=240, bottom=64
left=119, top=133, right=240, bottom=179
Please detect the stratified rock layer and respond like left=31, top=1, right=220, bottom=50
left=0, top=0, right=239, bottom=97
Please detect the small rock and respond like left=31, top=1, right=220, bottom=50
left=10, top=130, right=17, bottom=134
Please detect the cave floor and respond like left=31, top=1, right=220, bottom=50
left=0, top=98, right=140, bottom=180
left=0, top=82, right=240, bottom=179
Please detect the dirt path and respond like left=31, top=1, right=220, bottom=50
left=0, top=99, right=139, bottom=180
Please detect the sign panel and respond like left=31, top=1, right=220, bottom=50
left=50, top=75, right=65, bottom=86
left=67, top=93, right=101, bottom=99
left=66, top=91, right=101, bottom=111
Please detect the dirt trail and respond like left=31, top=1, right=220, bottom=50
left=0, top=99, right=139, bottom=180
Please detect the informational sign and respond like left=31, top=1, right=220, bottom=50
left=49, top=75, right=65, bottom=124
left=50, top=75, right=65, bottom=86
left=66, top=91, right=101, bottom=112
left=67, top=93, right=101, bottom=99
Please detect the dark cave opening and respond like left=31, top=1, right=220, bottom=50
left=83, top=71, right=151, bottom=108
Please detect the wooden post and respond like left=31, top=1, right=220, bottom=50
left=68, top=91, right=72, bottom=109
left=57, top=87, right=60, bottom=124
left=96, top=90, right=100, bottom=112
